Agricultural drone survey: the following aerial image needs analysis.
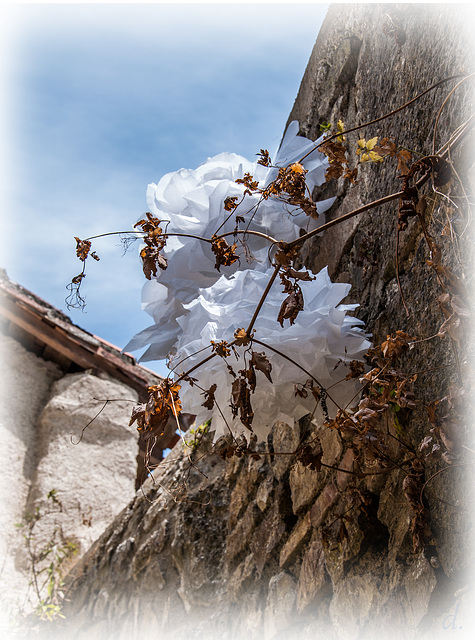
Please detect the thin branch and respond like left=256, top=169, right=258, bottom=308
left=343, top=361, right=391, bottom=411
left=84, top=231, right=139, bottom=241
left=168, top=344, right=213, bottom=375
left=245, top=264, right=281, bottom=335
left=70, top=400, right=110, bottom=445
left=420, top=463, right=473, bottom=510
left=85, top=229, right=213, bottom=245
left=287, top=122, right=470, bottom=255
left=395, top=222, right=410, bottom=316
left=461, top=445, right=475, bottom=455
left=407, top=362, right=456, bottom=377
left=213, top=193, right=248, bottom=237
left=432, top=73, right=475, bottom=155
left=216, top=229, right=279, bottom=245
left=286, top=189, right=404, bottom=251
left=169, top=390, right=207, bottom=481
left=298, top=75, right=465, bottom=164
left=436, top=112, right=475, bottom=157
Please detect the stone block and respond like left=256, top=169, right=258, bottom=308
left=225, top=503, right=258, bottom=563
left=289, top=464, right=327, bottom=514
left=0, top=336, right=63, bottom=610
left=228, top=460, right=260, bottom=528
left=255, top=476, right=274, bottom=512
left=227, top=554, right=255, bottom=599
left=337, top=448, right=356, bottom=490
left=377, top=472, right=412, bottom=563
left=264, top=571, right=297, bottom=640
left=279, top=513, right=312, bottom=569
left=319, top=426, right=343, bottom=467
left=250, top=501, right=286, bottom=577
left=297, top=535, right=330, bottom=613
left=309, top=481, right=339, bottom=529
left=271, top=420, right=300, bottom=480
left=329, top=573, right=379, bottom=636
left=403, top=554, right=436, bottom=628
left=132, top=526, right=167, bottom=586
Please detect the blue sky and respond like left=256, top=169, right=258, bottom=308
left=1, top=2, right=328, bottom=377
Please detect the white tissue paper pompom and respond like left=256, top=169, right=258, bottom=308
left=169, top=267, right=370, bottom=441
left=125, top=122, right=336, bottom=361
left=125, top=121, right=370, bottom=441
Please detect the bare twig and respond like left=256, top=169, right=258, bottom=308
left=298, top=75, right=465, bottom=164
left=245, top=264, right=281, bottom=335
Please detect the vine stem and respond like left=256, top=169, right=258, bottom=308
left=171, top=264, right=280, bottom=387
left=169, top=390, right=208, bottom=481
left=70, top=400, right=110, bottom=445
left=213, top=193, right=248, bottom=237
left=461, top=445, right=475, bottom=455
left=297, top=74, right=465, bottom=164
left=174, top=352, right=218, bottom=386
left=240, top=447, right=411, bottom=477
left=85, top=228, right=279, bottom=247
left=216, top=229, right=279, bottom=245
left=419, top=463, right=473, bottom=509
left=342, top=361, right=391, bottom=411
left=432, top=73, right=475, bottom=155
left=245, top=264, right=281, bottom=335
left=436, top=112, right=475, bottom=157
left=85, top=230, right=213, bottom=245
left=168, top=344, right=212, bottom=375
left=286, top=189, right=404, bottom=251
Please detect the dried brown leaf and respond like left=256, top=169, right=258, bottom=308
left=201, top=384, right=217, bottom=410
left=234, top=328, right=252, bottom=347
left=75, top=237, right=92, bottom=261
left=296, top=442, right=323, bottom=471
left=211, top=237, right=239, bottom=271
left=277, top=288, right=304, bottom=327
left=396, top=149, right=412, bottom=175
left=140, top=246, right=168, bottom=279
left=251, top=351, right=273, bottom=383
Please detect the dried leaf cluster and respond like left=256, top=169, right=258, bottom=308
left=134, top=213, right=168, bottom=279
left=129, top=380, right=182, bottom=441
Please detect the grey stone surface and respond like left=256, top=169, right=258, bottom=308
left=0, top=336, right=63, bottom=622
left=0, top=348, right=140, bottom=632
left=27, top=372, right=139, bottom=560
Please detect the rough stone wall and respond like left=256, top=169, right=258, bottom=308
left=0, top=335, right=63, bottom=619
left=25, top=372, right=140, bottom=559
left=35, top=5, right=474, bottom=640
left=0, top=337, right=139, bottom=630
left=286, top=1, right=474, bottom=601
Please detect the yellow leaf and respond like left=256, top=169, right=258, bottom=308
left=366, top=137, right=379, bottom=151
left=289, top=162, right=305, bottom=174
left=361, top=152, right=370, bottom=163
left=336, top=120, right=345, bottom=143
left=369, top=151, right=384, bottom=163
left=357, top=139, right=366, bottom=149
